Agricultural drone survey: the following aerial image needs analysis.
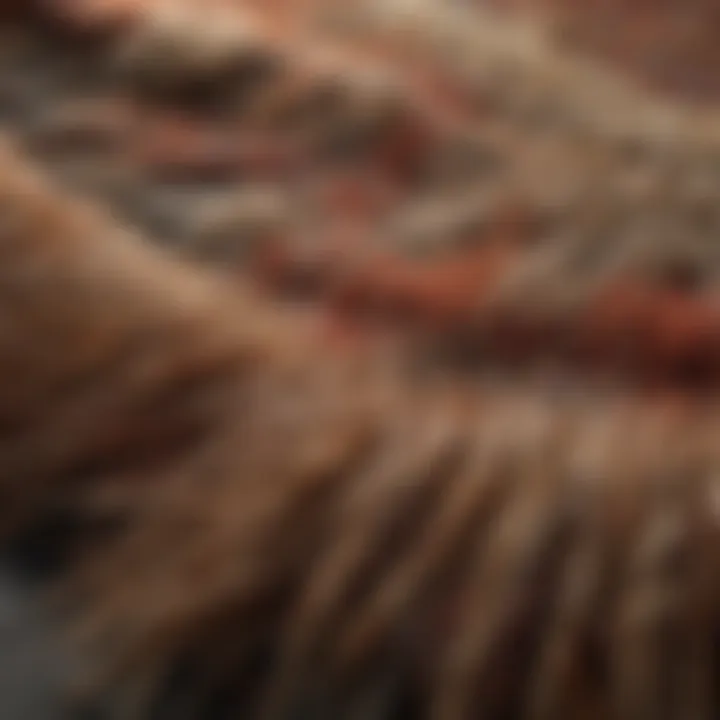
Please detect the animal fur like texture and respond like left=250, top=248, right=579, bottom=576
left=8, top=0, right=720, bottom=386
left=1, top=130, right=720, bottom=720
left=3, top=2, right=720, bottom=719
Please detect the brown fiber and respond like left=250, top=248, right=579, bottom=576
left=1, top=3, right=720, bottom=719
